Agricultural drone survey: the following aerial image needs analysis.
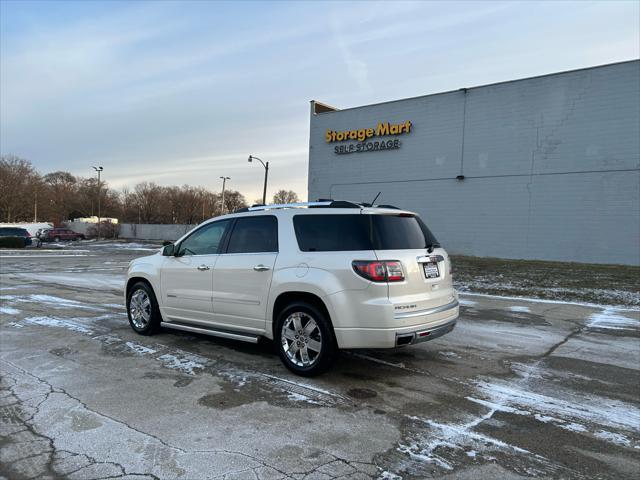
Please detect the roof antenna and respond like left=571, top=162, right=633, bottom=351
left=370, top=192, right=381, bottom=206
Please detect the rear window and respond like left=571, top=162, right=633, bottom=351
left=372, top=215, right=439, bottom=250
left=293, top=214, right=439, bottom=252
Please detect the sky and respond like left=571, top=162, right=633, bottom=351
left=1, top=0, right=638, bottom=202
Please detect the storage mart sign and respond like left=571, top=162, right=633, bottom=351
left=325, top=120, right=412, bottom=155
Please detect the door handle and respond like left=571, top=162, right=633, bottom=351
left=253, top=264, right=270, bottom=271
left=197, top=265, right=210, bottom=271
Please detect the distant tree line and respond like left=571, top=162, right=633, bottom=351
left=0, top=155, right=299, bottom=225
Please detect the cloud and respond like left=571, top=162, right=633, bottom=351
left=1, top=0, right=638, bottom=205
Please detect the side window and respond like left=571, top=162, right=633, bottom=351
left=177, top=220, right=230, bottom=256
left=226, top=216, right=278, bottom=254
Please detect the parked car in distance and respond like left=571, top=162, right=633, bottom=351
left=125, top=200, right=459, bottom=376
left=0, top=227, right=33, bottom=247
left=40, top=228, right=85, bottom=242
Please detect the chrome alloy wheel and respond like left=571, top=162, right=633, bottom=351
left=129, top=289, right=151, bottom=329
left=281, top=312, right=323, bottom=367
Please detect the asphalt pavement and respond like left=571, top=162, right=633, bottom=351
left=1, top=242, right=639, bottom=479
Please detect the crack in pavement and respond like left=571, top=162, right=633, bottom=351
left=0, top=359, right=381, bottom=479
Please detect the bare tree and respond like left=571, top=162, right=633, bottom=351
left=132, top=182, right=165, bottom=224
left=43, top=171, right=78, bottom=224
left=0, top=155, right=40, bottom=222
left=0, top=157, right=255, bottom=225
left=272, top=190, right=299, bottom=204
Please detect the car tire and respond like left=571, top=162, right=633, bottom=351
left=275, top=301, right=337, bottom=377
left=126, top=281, right=161, bottom=336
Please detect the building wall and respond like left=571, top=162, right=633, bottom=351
left=308, top=60, right=640, bottom=265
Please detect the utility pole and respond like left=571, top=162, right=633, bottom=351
left=34, top=191, right=38, bottom=222
left=92, top=166, right=104, bottom=238
left=248, top=155, right=269, bottom=205
left=220, top=176, right=230, bottom=214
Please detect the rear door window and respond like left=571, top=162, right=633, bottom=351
left=293, top=215, right=372, bottom=252
left=226, top=216, right=278, bottom=253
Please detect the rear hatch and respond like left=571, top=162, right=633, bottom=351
left=366, top=212, right=456, bottom=315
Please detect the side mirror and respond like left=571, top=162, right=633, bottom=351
left=162, top=244, right=175, bottom=256
left=162, top=240, right=172, bottom=246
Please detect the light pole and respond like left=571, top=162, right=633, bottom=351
left=92, top=166, right=103, bottom=238
left=248, top=155, right=269, bottom=205
left=220, top=176, right=230, bottom=214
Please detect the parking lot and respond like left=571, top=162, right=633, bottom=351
left=1, top=242, right=639, bottom=479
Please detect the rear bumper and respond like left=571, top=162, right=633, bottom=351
left=395, top=317, right=457, bottom=346
left=334, top=299, right=459, bottom=349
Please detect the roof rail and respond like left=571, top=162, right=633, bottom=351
left=247, top=201, right=333, bottom=211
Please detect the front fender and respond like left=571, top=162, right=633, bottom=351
left=125, top=261, right=162, bottom=306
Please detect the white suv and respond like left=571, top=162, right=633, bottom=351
left=125, top=201, right=459, bottom=376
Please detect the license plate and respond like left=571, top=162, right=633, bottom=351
left=423, top=261, right=440, bottom=279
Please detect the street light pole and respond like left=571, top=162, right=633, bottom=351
left=220, top=176, right=230, bottom=214
left=248, top=155, right=269, bottom=205
left=92, top=166, right=104, bottom=238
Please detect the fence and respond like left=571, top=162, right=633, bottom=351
left=66, top=222, right=196, bottom=241
left=117, top=223, right=196, bottom=241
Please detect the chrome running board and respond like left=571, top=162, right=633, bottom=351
left=161, top=322, right=259, bottom=344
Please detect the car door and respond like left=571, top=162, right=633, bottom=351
left=212, top=215, right=278, bottom=333
left=160, top=219, right=232, bottom=325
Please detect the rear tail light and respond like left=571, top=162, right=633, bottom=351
left=352, top=260, right=405, bottom=282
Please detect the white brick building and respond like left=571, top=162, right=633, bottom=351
left=308, top=60, right=640, bottom=265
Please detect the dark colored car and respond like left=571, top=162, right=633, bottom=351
left=0, top=227, right=33, bottom=246
left=40, top=228, right=85, bottom=242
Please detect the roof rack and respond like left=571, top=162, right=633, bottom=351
left=245, top=200, right=367, bottom=212
left=235, top=200, right=403, bottom=213
left=247, top=201, right=332, bottom=211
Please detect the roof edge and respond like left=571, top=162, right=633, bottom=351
left=311, top=58, right=639, bottom=115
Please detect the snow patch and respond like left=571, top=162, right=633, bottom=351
left=25, top=316, right=93, bottom=334
left=472, top=379, right=640, bottom=438
left=398, top=414, right=535, bottom=472
left=438, top=351, right=461, bottom=359
left=15, top=273, right=124, bottom=291
left=593, top=430, right=633, bottom=448
left=1, top=294, right=105, bottom=312
left=459, top=291, right=640, bottom=311
left=157, top=353, right=206, bottom=375
left=125, top=342, right=157, bottom=355
left=379, top=471, right=402, bottom=480
left=587, top=307, right=640, bottom=331
left=458, top=299, right=477, bottom=307
left=509, top=306, right=531, bottom=313
left=0, top=306, right=20, bottom=315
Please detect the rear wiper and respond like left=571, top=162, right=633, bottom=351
left=426, top=243, right=440, bottom=253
